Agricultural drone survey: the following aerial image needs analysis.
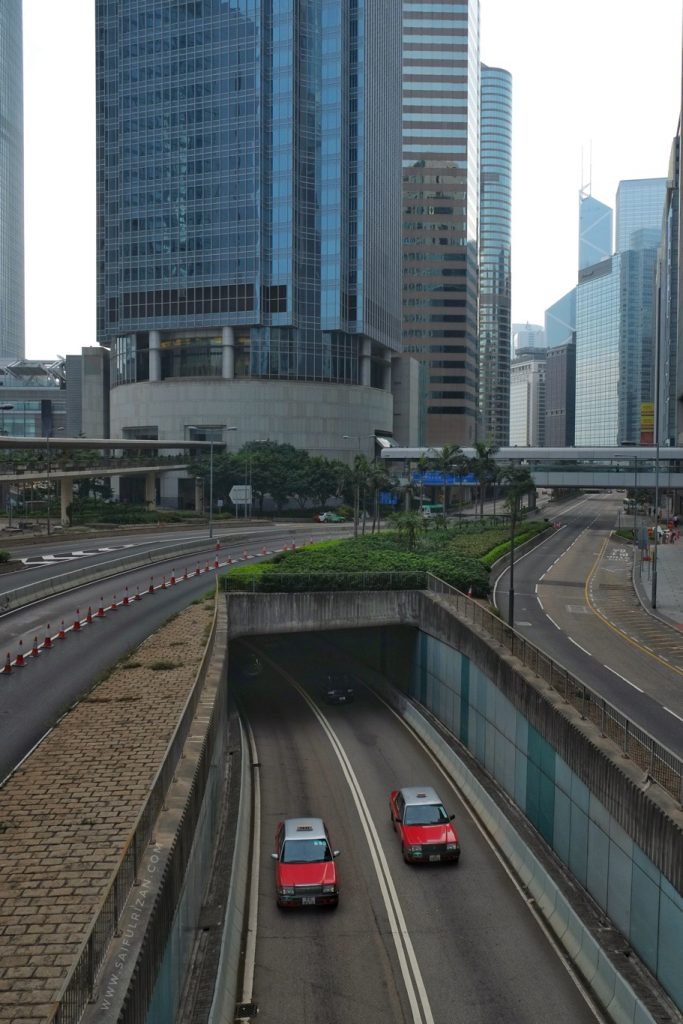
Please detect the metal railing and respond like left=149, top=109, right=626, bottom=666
left=426, top=573, right=683, bottom=805
left=50, top=583, right=220, bottom=1024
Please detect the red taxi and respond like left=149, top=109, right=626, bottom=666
left=389, top=786, right=460, bottom=864
left=272, top=818, right=340, bottom=908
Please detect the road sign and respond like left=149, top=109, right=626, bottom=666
left=229, top=484, right=252, bottom=504
left=379, top=491, right=398, bottom=505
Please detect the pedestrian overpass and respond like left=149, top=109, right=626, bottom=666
left=381, top=446, right=683, bottom=491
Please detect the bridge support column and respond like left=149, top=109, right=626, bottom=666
left=195, top=477, right=204, bottom=513
left=59, top=477, right=73, bottom=526
left=145, top=472, right=157, bottom=511
left=222, top=326, right=235, bottom=379
left=149, top=330, right=161, bottom=382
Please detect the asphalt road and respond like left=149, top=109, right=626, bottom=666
left=494, top=493, right=683, bottom=756
left=0, top=523, right=348, bottom=781
left=234, top=633, right=602, bottom=1024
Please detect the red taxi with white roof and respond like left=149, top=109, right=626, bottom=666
left=389, top=786, right=460, bottom=864
left=272, top=818, right=340, bottom=908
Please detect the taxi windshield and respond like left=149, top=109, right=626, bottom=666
left=281, top=838, right=332, bottom=864
left=404, top=803, right=448, bottom=826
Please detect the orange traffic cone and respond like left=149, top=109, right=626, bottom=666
left=170, top=570, right=176, bottom=585
left=148, top=577, right=155, bottom=593
left=214, top=556, right=219, bottom=568
left=135, top=586, right=141, bottom=601
left=195, top=563, right=201, bottom=576
left=122, top=587, right=129, bottom=606
left=467, top=584, right=473, bottom=598
left=58, top=620, right=66, bottom=640
left=15, top=641, right=25, bottom=667
left=183, top=567, right=188, bottom=580
left=2, top=653, right=11, bottom=674
left=44, top=626, right=53, bottom=649
left=110, top=595, right=118, bottom=611
left=73, top=609, right=82, bottom=631
left=205, top=561, right=210, bottom=573
left=31, top=637, right=40, bottom=657
left=161, top=576, right=167, bottom=589
left=261, top=546, right=267, bottom=555
left=86, top=606, right=93, bottom=624
left=97, top=598, right=105, bottom=618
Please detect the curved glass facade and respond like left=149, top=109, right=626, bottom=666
left=0, top=1, right=23, bottom=359
left=97, top=1, right=402, bottom=388
left=479, top=64, right=511, bottom=447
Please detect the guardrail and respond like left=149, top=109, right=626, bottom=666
left=425, top=573, right=683, bottom=806
left=222, top=570, right=429, bottom=592
left=49, top=579, right=221, bottom=1024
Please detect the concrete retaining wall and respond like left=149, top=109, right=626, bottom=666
left=226, top=590, right=683, bottom=1017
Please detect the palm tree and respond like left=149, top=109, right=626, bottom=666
left=415, top=452, right=431, bottom=513
left=350, top=454, right=372, bottom=539
left=368, top=461, right=391, bottom=533
left=432, top=444, right=467, bottom=523
left=499, top=466, right=536, bottom=625
left=470, top=441, right=499, bottom=518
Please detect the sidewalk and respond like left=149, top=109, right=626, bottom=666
left=633, top=535, right=683, bottom=629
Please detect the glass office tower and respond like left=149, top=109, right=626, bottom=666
left=0, top=1, right=24, bottom=360
left=401, top=0, right=480, bottom=447
left=575, top=256, right=621, bottom=445
left=616, top=178, right=667, bottom=252
left=96, top=1, right=402, bottom=470
left=578, top=193, right=612, bottom=271
left=479, top=64, right=512, bottom=448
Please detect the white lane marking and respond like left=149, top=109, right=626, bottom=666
left=569, top=638, right=591, bottom=656
left=546, top=616, right=561, bottom=630
left=663, top=706, right=683, bottom=723
left=239, top=718, right=261, bottom=1007
left=537, top=597, right=544, bottom=611
left=371, top=687, right=605, bottom=1022
left=260, top=659, right=434, bottom=1024
left=603, top=666, right=643, bottom=692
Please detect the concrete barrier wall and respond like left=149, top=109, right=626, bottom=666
left=226, top=591, right=683, bottom=1016
left=1, top=535, right=229, bottom=612
left=367, top=670, right=662, bottom=1024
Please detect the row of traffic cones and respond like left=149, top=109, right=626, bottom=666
left=0, top=541, right=283, bottom=675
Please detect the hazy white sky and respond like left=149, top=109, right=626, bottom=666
left=22, top=0, right=683, bottom=357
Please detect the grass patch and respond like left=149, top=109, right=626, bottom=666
left=149, top=660, right=178, bottom=671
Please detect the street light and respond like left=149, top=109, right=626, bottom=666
left=209, top=426, right=238, bottom=539
left=45, top=427, right=64, bottom=536
left=342, top=434, right=376, bottom=537
left=0, top=406, right=13, bottom=525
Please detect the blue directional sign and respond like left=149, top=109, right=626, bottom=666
left=411, top=471, right=477, bottom=485
left=379, top=491, right=398, bottom=505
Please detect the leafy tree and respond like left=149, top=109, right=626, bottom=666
left=432, top=444, right=467, bottom=524
left=469, top=441, right=499, bottom=518
left=389, top=510, right=426, bottom=551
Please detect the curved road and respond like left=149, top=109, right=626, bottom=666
left=495, top=493, right=683, bottom=756
left=235, top=633, right=602, bottom=1024
left=0, top=523, right=348, bottom=781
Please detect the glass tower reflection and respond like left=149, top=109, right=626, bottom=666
left=97, top=1, right=401, bottom=390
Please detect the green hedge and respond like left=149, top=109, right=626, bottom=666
left=220, top=520, right=550, bottom=597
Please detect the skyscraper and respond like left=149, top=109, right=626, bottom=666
left=401, top=0, right=480, bottom=447
left=544, top=288, right=576, bottom=349
left=575, top=256, right=621, bottom=445
left=0, top=1, right=24, bottom=360
left=96, top=1, right=402, bottom=490
left=616, top=178, right=667, bottom=252
left=578, top=192, right=612, bottom=271
left=509, top=347, right=546, bottom=447
left=479, top=64, right=512, bottom=448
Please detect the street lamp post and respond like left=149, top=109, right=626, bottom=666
left=208, top=426, right=238, bottom=539
left=0, top=405, right=13, bottom=525
left=45, top=428, right=65, bottom=535
left=343, top=434, right=375, bottom=538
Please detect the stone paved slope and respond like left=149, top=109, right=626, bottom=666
left=0, top=597, right=214, bottom=1023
